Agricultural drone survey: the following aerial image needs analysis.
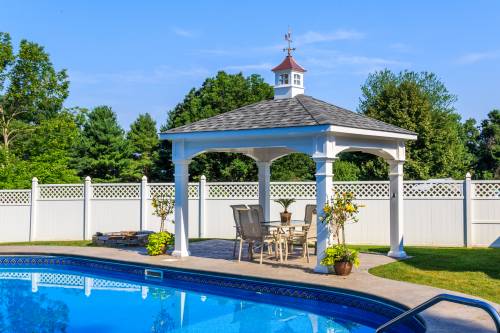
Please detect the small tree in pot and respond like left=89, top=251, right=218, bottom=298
left=320, top=192, right=363, bottom=275
left=274, top=198, right=296, bottom=225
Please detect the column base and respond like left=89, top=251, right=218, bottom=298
left=313, top=265, right=329, bottom=274
left=172, top=249, right=191, bottom=257
left=387, top=249, right=407, bottom=258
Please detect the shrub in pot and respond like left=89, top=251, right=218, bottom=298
left=146, top=231, right=174, bottom=256
left=274, top=198, right=296, bottom=224
left=320, top=245, right=360, bottom=275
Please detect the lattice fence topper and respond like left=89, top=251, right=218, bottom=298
left=271, top=183, right=316, bottom=199
left=92, top=184, right=140, bottom=199
left=0, top=190, right=31, bottom=205
left=208, top=183, right=258, bottom=199
left=148, top=184, right=198, bottom=199
left=333, top=182, right=389, bottom=199
left=472, top=182, right=500, bottom=199
left=39, top=185, right=84, bottom=200
left=403, top=181, right=463, bottom=198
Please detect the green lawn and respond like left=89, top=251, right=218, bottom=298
left=352, top=245, right=500, bottom=304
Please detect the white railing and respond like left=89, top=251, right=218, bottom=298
left=0, top=175, right=499, bottom=247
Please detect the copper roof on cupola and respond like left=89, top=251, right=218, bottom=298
left=271, top=56, right=306, bottom=72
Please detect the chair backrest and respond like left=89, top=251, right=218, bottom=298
left=304, top=204, right=317, bottom=239
left=248, top=204, right=264, bottom=223
left=237, top=208, right=262, bottom=240
left=230, top=204, right=248, bottom=232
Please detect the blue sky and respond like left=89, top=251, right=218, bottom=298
left=1, top=1, right=499, bottom=128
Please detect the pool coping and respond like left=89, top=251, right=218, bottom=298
left=0, top=253, right=426, bottom=332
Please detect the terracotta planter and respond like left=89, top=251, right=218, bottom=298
left=334, top=261, right=353, bottom=276
left=280, top=212, right=292, bottom=225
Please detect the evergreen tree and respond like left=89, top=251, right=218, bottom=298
left=476, top=110, right=499, bottom=179
left=74, top=106, right=131, bottom=182
left=358, top=70, right=472, bottom=179
left=126, top=113, right=159, bottom=180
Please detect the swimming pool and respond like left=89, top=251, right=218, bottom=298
left=0, top=256, right=425, bottom=332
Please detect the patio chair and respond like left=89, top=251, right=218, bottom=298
left=285, top=204, right=317, bottom=262
left=237, top=208, right=284, bottom=264
left=248, top=204, right=264, bottom=223
left=304, top=204, right=318, bottom=255
left=230, top=204, right=248, bottom=258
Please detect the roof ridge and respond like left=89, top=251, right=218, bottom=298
left=295, top=95, right=321, bottom=125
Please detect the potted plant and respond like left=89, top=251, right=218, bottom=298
left=274, top=198, right=296, bottom=224
left=320, top=244, right=360, bottom=275
left=320, top=192, right=363, bottom=275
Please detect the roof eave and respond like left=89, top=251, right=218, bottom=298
left=327, top=125, right=417, bottom=141
left=160, top=124, right=331, bottom=141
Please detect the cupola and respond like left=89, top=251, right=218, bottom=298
left=272, top=30, right=306, bottom=100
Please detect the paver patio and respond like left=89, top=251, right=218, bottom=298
left=0, top=240, right=498, bottom=332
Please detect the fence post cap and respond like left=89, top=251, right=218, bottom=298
left=200, top=175, right=206, bottom=181
left=465, top=172, right=471, bottom=179
left=85, top=176, right=91, bottom=182
left=32, top=177, right=38, bottom=183
left=142, top=175, right=148, bottom=182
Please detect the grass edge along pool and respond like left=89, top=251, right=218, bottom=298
left=0, top=255, right=426, bottom=332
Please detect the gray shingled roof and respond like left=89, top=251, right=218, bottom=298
left=164, top=95, right=416, bottom=136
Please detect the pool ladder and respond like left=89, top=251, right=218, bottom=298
left=376, top=293, right=500, bottom=333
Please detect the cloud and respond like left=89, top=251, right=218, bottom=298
left=456, top=51, right=500, bottom=64
left=172, top=27, right=196, bottom=38
left=69, top=66, right=210, bottom=85
left=224, top=63, right=273, bottom=71
left=295, top=30, right=364, bottom=45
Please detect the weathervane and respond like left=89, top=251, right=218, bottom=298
left=283, top=27, right=296, bottom=56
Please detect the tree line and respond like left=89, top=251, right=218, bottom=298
left=0, top=32, right=498, bottom=188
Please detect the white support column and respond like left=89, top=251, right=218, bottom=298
left=313, top=157, right=335, bottom=273
left=388, top=160, right=407, bottom=258
left=83, top=176, right=92, bottom=240
left=198, top=175, right=207, bottom=238
left=140, top=175, right=148, bottom=231
left=464, top=172, right=472, bottom=247
left=256, top=161, right=272, bottom=222
left=172, top=160, right=191, bottom=257
left=29, top=177, right=38, bottom=242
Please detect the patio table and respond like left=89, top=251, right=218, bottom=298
left=261, top=221, right=310, bottom=262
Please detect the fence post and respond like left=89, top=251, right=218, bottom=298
left=83, top=176, right=92, bottom=240
left=140, top=175, right=148, bottom=231
left=29, top=177, right=38, bottom=242
left=198, top=175, right=206, bottom=238
left=464, top=172, right=472, bottom=247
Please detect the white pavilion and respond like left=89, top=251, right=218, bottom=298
left=161, top=47, right=417, bottom=273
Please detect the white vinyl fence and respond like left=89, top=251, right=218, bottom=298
left=0, top=175, right=499, bottom=247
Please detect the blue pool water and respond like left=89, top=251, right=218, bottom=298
left=0, top=256, right=424, bottom=333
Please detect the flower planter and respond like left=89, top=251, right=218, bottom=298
left=334, top=261, right=353, bottom=276
left=280, top=212, right=292, bottom=225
